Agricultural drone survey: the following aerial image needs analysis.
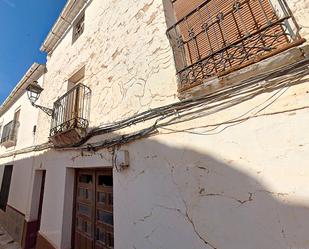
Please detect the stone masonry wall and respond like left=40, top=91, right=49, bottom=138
left=36, top=0, right=309, bottom=143
left=36, top=0, right=177, bottom=144
left=33, top=0, right=309, bottom=248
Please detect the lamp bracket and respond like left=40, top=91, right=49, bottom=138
left=32, top=103, right=54, bottom=117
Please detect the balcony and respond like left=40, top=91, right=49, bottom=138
left=0, top=120, right=19, bottom=148
left=50, top=83, right=91, bottom=147
left=167, top=0, right=305, bottom=92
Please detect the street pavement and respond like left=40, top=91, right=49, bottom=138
left=0, top=227, right=20, bottom=249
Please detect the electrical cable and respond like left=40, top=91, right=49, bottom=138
left=56, top=57, right=309, bottom=151
left=69, top=57, right=308, bottom=148
left=0, top=56, right=308, bottom=157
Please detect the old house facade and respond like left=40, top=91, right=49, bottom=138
left=0, top=0, right=309, bottom=249
left=0, top=63, right=45, bottom=247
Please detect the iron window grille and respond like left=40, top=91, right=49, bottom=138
left=73, top=14, right=85, bottom=43
left=0, top=120, right=19, bottom=145
left=167, top=0, right=304, bottom=92
left=50, top=83, right=91, bottom=137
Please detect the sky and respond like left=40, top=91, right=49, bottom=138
left=0, top=0, right=67, bottom=104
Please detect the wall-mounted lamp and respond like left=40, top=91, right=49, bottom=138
left=26, top=81, right=43, bottom=104
left=26, top=81, right=54, bottom=117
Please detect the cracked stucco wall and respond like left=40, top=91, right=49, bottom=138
left=36, top=0, right=177, bottom=144
left=35, top=0, right=309, bottom=143
left=31, top=0, right=309, bottom=248
left=116, top=116, right=309, bottom=249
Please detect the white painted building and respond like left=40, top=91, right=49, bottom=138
left=1, top=0, right=309, bottom=249
left=0, top=63, right=45, bottom=247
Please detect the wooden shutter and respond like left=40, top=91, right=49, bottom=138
left=174, top=0, right=287, bottom=65
left=168, top=0, right=293, bottom=89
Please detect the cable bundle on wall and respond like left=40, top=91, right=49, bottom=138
left=1, top=57, right=308, bottom=158
left=59, top=57, right=309, bottom=151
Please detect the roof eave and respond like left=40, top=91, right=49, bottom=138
left=40, top=0, right=88, bottom=54
left=0, top=63, right=46, bottom=116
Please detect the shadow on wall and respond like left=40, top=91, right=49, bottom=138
left=117, top=138, right=309, bottom=249
left=1, top=131, right=309, bottom=249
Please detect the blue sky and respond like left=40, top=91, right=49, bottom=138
left=0, top=0, right=67, bottom=104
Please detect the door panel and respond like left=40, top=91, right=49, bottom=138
left=75, top=171, right=95, bottom=249
left=74, top=169, right=113, bottom=249
left=95, top=170, right=113, bottom=249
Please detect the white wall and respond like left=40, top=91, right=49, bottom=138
left=114, top=93, right=309, bottom=249
left=0, top=76, right=43, bottom=155
left=0, top=76, right=43, bottom=214
left=7, top=154, right=34, bottom=214
left=36, top=0, right=177, bottom=144
left=32, top=149, right=114, bottom=249
left=28, top=0, right=309, bottom=248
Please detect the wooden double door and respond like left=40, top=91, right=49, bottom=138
left=74, top=169, right=114, bottom=249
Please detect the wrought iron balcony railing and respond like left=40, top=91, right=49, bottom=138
left=50, top=83, right=91, bottom=138
left=0, top=120, right=19, bottom=146
left=167, top=0, right=304, bottom=91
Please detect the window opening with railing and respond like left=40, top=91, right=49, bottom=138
left=50, top=83, right=91, bottom=138
left=166, top=0, right=304, bottom=91
left=0, top=120, right=19, bottom=145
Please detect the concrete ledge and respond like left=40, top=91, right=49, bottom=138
left=178, top=44, right=309, bottom=100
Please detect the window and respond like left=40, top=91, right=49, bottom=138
left=50, top=66, right=91, bottom=143
left=166, top=0, right=303, bottom=92
left=0, top=110, right=20, bottom=147
left=0, top=165, right=13, bottom=211
left=72, top=13, right=85, bottom=43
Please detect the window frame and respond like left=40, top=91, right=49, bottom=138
left=72, top=12, right=85, bottom=44
left=0, top=108, right=20, bottom=147
left=165, top=0, right=303, bottom=93
left=13, top=108, right=20, bottom=143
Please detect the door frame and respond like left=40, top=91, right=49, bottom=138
left=22, top=169, right=46, bottom=249
left=72, top=168, right=114, bottom=249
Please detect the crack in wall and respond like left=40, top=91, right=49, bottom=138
left=200, top=192, right=253, bottom=206
left=200, top=190, right=289, bottom=206
left=144, top=225, right=159, bottom=239
left=156, top=204, right=218, bottom=249
left=164, top=161, right=219, bottom=249
left=133, top=208, right=153, bottom=225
